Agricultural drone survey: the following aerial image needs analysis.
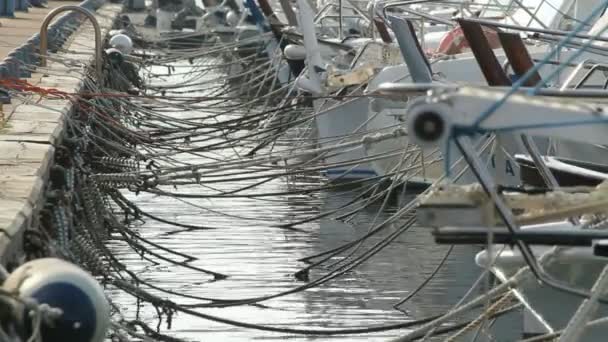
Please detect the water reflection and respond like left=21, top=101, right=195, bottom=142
left=106, top=58, right=521, bottom=341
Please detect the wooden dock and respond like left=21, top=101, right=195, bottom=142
left=0, top=1, right=81, bottom=61
left=0, top=2, right=123, bottom=267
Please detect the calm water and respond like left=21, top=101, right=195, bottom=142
left=106, top=56, right=521, bottom=341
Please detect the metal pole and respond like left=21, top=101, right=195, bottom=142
left=277, top=0, right=297, bottom=26
left=338, top=0, right=343, bottom=39
left=39, top=5, right=102, bottom=81
left=558, top=265, right=608, bottom=341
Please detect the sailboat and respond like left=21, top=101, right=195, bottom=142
left=363, top=0, right=608, bottom=186
left=289, top=0, right=404, bottom=180
left=406, top=18, right=608, bottom=335
left=411, top=83, right=608, bottom=339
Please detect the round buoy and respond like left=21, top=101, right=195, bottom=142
left=105, top=47, right=125, bottom=65
left=109, top=34, right=133, bottom=55
left=3, top=258, right=110, bottom=342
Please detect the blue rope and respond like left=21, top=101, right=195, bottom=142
left=443, top=116, right=608, bottom=174
left=441, top=0, right=608, bottom=174
left=243, top=0, right=269, bottom=32
left=470, top=0, right=608, bottom=128
left=528, top=24, right=608, bottom=93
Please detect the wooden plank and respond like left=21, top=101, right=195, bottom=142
left=0, top=119, right=64, bottom=144
left=0, top=3, right=125, bottom=263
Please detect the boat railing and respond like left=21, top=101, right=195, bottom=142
left=314, top=1, right=373, bottom=38
left=458, top=18, right=608, bottom=45
left=377, top=0, right=529, bottom=19
left=560, top=59, right=608, bottom=90
left=375, top=0, right=498, bottom=51
left=314, top=2, right=369, bottom=22
left=40, top=5, right=102, bottom=80
left=375, top=0, right=581, bottom=40
left=318, top=15, right=369, bottom=26
left=502, top=0, right=550, bottom=29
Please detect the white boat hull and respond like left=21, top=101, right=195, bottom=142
left=477, top=222, right=608, bottom=340
left=313, top=97, right=377, bottom=179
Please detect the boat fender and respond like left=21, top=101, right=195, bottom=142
left=2, top=258, right=110, bottom=342
left=283, top=44, right=307, bottom=60
left=225, top=10, right=240, bottom=26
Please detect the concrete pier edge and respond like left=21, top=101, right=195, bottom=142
left=0, top=0, right=124, bottom=269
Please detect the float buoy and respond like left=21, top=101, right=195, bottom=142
left=3, top=258, right=110, bottom=342
left=109, top=34, right=133, bottom=55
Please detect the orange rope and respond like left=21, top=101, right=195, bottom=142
left=0, top=78, right=71, bottom=100
left=0, top=78, right=128, bottom=129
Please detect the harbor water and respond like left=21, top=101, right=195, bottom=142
left=5, top=0, right=608, bottom=340
left=106, top=57, right=521, bottom=341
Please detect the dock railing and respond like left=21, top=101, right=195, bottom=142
left=0, top=0, right=105, bottom=80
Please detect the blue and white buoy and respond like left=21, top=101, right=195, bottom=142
left=2, top=258, right=110, bottom=342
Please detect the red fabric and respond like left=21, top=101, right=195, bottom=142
left=435, top=26, right=501, bottom=55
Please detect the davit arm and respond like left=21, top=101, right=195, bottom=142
left=403, top=85, right=608, bottom=149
